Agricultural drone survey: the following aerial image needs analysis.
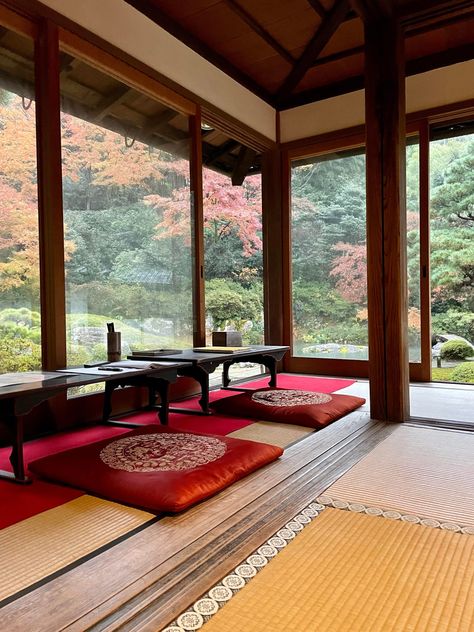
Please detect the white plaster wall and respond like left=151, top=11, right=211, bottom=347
left=280, top=60, right=474, bottom=142
left=280, top=91, right=365, bottom=142
left=39, top=0, right=276, bottom=141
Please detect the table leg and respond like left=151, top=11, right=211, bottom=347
left=222, top=361, right=232, bottom=388
left=263, top=357, right=278, bottom=387
left=150, top=379, right=168, bottom=425
left=0, top=401, right=30, bottom=484
left=102, top=381, right=116, bottom=422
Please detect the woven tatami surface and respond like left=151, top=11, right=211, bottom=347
left=228, top=421, right=313, bottom=448
left=325, top=425, right=474, bottom=525
left=0, top=496, right=153, bottom=602
left=201, top=507, right=474, bottom=632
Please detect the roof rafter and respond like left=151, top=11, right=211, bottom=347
left=204, top=139, right=240, bottom=166
left=278, top=39, right=474, bottom=109
left=276, top=0, right=351, bottom=100
left=92, top=85, right=134, bottom=122
left=307, top=0, right=326, bottom=18
left=350, top=0, right=393, bottom=21
left=124, top=0, right=274, bottom=105
left=231, top=145, right=257, bottom=185
left=142, top=109, right=177, bottom=140
left=223, top=0, right=295, bottom=65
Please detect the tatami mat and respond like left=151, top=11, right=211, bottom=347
left=198, top=508, right=474, bottom=632
left=325, top=425, right=474, bottom=526
left=228, top=421, right=313, bottom=448
left=0, top=496, right=154, bottom=603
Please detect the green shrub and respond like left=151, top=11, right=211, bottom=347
left=432, top=310, right=474, bottom=342
left=450, top=362, right=474, bottom=384
left=440, top=339, right=473, bottom=361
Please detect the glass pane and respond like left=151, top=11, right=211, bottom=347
left=202, top=129, right=264, bottom=383
left=60, top=55, right=193, bottom=370
left=430, top=124, right=474, bottom=384
left=0, top=30, right=41, bottom=374
left=291, top=149, right=368, bottom=360
left=406, top=137, right=421, bottom=363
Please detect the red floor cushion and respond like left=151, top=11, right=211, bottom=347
left=211, top=388, right=366, bottom=429
left=28, top=425, right=283, bottom=513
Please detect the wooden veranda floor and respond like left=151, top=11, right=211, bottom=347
left=1, top=378, right=472, bottom=631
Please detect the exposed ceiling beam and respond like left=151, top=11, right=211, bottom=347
left=150, top=122, right=188, bottom=143
left=278, top=75, right=364, bottom=109
left=276, top=0, right=351, bottom=99
left=204, top=139, right=240, bottom=165
left=405, top=4, right=474, bottom=32
left=92, top=85, right=134, bottom=122
left=350, top=0, right=393, bottom=21
left=142, top=109, right=176, bottom=140
left=124, top=0, right=274, bottom=105
left=311, top=44, right=364, bottom=67
left=224, top=0, right=295, bottom=65
left=59, top=56, right=81, bottom=79
left=307, top=0, right=326, bottom=18
left=401, top=0, right=474, bottom=26
left=231, top=145, right=257, bottom=185
left=278, top=40, right=474, bottom=109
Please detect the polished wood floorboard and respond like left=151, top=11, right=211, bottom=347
left=0, top=412, right=395, bottom=632
left=1, top=378, right=472, bottom=631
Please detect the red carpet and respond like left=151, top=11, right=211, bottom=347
left=1, top=374, right=357, bottom=528
left=0, top=413, right=252, bottom=528
left=0, top=426, right=129, bottom=529
left=241, top=374, right=355, bottom=392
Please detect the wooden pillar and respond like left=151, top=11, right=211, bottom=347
left=189, top=108, right=205, bottom=346
left=364, top=13, right=410, bottom=421
left=35, top=19, right=67, bottom=370
left=262, top=148, right=285, bottom=345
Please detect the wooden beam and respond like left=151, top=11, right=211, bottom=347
left=123, top=0, right=275, bottom=106
left=35, top=19, right=67, bottom=370
left=59, top=55, right=81, bottom=80
left=92, top=85, right=134, bottom=122
left=364, top=15, right=409, bottom=421
left=278, top=39, right=474, bottom=109
left=231, top=145, right=257, bottom=185
left=204, top=139, right=239, bottom=166
left=277, top=75, right=364, bottom=109
left=262, top=149, right=285, bottom=345
left=189, top=110, right=205, bottom=346
left=276, top=0, right=350, bottom=98
left=311, top=44, right=364, bottom=68
left=350, top=0, right=393, bottom=21
left=223, top=0, right=295, bottom=65
left=308, top=0, right=326, bottom=18
left=142, top=109, right=176, bottom=140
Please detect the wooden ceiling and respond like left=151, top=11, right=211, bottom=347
left=124, top=0, right=474, bottom=109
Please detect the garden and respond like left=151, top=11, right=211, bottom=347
left=0, top=87, right=472, bottom=383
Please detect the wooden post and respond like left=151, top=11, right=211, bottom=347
left=364, top=13, right=410, bottom=421
left=35, top=19, right=67, bottom=370
left=262, top=148, right=285, bottom=346
left=189, top=108, right=205, bottom=346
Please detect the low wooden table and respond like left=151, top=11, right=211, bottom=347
left=130, top=345, right=290, bottom=414
left=0, top=362, right=186, bottom=485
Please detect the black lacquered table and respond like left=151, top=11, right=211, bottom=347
left=0, top=361, right=187, bottom=484
left=130, top=345, right=289, bottom=414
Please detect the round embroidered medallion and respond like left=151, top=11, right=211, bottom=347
left=251, top=389, right=332, bottom=407
left=100, top=433, right=227, bottom=472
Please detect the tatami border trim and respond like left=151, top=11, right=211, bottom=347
left=161, top=496, right=474, bottom=631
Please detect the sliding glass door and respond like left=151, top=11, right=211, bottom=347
left=290, top=148, right=368, bottom=364
left=429, top=122, right=474, bottom=385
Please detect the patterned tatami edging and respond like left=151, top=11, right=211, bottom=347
left=161, top=496, right=474, bottom=632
